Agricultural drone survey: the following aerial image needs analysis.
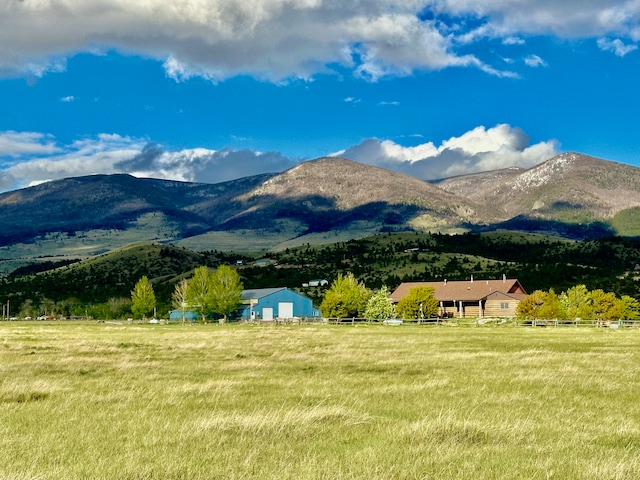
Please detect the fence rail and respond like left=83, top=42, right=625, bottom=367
left=282, top=317, right=640, bottom=328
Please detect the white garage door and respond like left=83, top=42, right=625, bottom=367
left=262, top=307, right=273, bottom=321
left=278, top=302, right=294, bottom=319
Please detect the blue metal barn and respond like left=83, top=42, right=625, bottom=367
left=168, top=309, right=200, bottom=322
left=238, top=287, right=321, bottom=320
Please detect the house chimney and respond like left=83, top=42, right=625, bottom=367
left=470, top=275, right=473, bottom=283
left=444, top=279, right=447, bottom=285
left=502, top=274, right=506, bottom=283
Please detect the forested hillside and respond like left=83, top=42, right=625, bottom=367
left=1, top=232, right=639, bottom=319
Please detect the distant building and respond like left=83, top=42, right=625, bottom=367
left=238, top=287, right=321, bottom=320
left=390, top=277, right=528, bottom=318
left=307, top=279, right=328, bottom=287
left=168, top=310, right=200, bottom=322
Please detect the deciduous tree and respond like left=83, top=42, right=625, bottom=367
left=320, top=273, right=371, bottom=318
left=588, top=289, right=618, bottom=321
left=186, top=266, right=214, bottom=323
left=516, top=290, right=547, bottom=320
left=617, top=295, right=640, bottom=320
left=131, top=276, right=156, bottom=320
left=561, top=284, right=591, bottom=320
left=363, top=285, right=396, bottom=320
left=171, top=279, right=190, bottom=324
left=396, top=286, right=437, bottom=319
left=209, top=265, right=243, bottom=323
left=537, top=289, right=565, bottom=320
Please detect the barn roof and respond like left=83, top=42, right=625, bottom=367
left=390, top=278, right=526, bottom=303
left=241, top=287, right=287, bottom=302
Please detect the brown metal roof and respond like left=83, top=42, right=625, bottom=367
left=390, top=278, right=527, bottom=303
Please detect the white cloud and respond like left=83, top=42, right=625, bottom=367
left=3, top=134, right=144, bottom=190
left=0, top=125, right=560, bottom=192
left=597, top=37, right=638, bottom=56
left=0, top=131, right=61, bottom=158
left=0, top=1, right=521, bottom=81
left=334, top=124, right=559, bottom=180
left=524, top=54, right=548, bottom=68
left=0, top=132, right=297, bottom=192
left=502, top=36, right=525, bottom=46
left=115, top=146, right=296, bottom=184
left=433, top=1, right=640, bottom=38
left=0, top=1, right=639, bottom=83
left=61, top=96, right=75, bottom=103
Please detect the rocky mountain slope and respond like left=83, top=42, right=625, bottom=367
left=1, top=153, right=640, bottom=268
left=0, top=157, right=490, bottom=259
left=436, top=153, right=640, bottom=224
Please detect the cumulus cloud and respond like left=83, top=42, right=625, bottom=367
left=0, top=131, right=61, bottom=158
left=0, top=1, right=523, bottom=81
left=2, top=134, right=144, bottom=190
left=333, top=124, right=559, bottom=180
left=0, top=125, right=560, bottom=192
left=3, top=1, right=639, bottom=82
left=432, top=1, right=640, bottom=39
left=597, top=37, right=638, bottom=56
left=115, top=145, right=296, bottom=184
left=0, top=131, right=297, bottom=192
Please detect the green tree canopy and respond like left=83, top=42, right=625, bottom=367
left=616, top=295, right=640, bottom=320
left=209, top=265, right=244, bottom=323
left=131, top=276, right=156, bottom=319
left=363, top=285, right=396, bottom=320
left=186, top=266, right=214, bottom=323
left=560, top=284, right=592, bottom=320
left=589, top=289, right=619, bottom=321
left=320, top=273, right=371, bottom=318
left=516, top=290, right=547, bottom=319
left=396, top=286, right=437, bottom=319
left=537, top=289, right=565, bottom=320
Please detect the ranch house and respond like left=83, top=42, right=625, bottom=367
left=390, top=277, right=528, bottom=318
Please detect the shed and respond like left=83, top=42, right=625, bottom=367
left=238, top=287, right=321, bottom=320
left=168, top=309, right=200, bottom=322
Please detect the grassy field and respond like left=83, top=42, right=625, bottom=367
left=1, top=323, right=640, bottom=479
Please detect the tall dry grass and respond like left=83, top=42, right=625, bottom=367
left=1, top=322, right=639, bottom=479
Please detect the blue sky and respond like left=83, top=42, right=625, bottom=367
left=1, top=1, right=640, bottom=192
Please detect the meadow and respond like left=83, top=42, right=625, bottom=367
left=1, top=322, right=640, bottom=479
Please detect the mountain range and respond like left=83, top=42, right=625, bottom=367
left=1, top=152, right=639, bottom=272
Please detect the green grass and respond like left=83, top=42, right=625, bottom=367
left=2, top=323, right=640, bottom=479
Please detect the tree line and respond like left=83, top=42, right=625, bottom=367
left=3, top=232, right=640, bottom=320
left=130, top=265, right=244, bottom=323
left=516, top=285, right=640, bottom=322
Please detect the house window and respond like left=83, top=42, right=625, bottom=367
left=500, top=302, right=509, bottom=309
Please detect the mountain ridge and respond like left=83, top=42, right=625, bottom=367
left=1, top=152, right=640, bottom=271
